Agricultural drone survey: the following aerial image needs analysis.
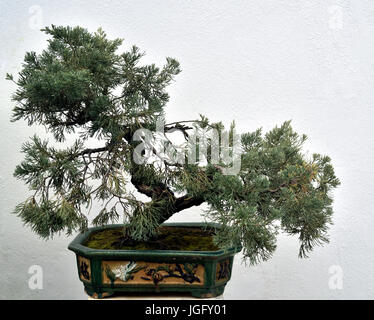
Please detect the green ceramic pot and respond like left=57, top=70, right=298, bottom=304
left=68, top=222, right=241, bottom=299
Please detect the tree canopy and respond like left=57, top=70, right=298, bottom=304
left=8, top=25, right=339, bottom=264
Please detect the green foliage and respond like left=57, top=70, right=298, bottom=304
left=14, top=197, right=85, bottom=238
left=8, top=25, right=339, bottom=265
left=9, top=25, right=180, bottom=142
left=202, top=122, right=340, bottom=262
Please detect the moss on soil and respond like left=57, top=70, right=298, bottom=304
left=84, top=226, right=219, bottom=251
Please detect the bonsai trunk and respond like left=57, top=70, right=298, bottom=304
left=124, top=177, right=205, bottom=241
left=127, top=163, right=205, bottom=228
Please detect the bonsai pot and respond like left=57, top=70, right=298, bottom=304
left=68, top=222, right=241, bottom=299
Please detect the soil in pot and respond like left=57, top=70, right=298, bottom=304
left=84, top=226, right=220, bottom=251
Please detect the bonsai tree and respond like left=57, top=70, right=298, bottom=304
left=8, top=25, right=339, bottom=265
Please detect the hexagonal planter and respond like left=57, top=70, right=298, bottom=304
left=68, top=222, right=241, bottom=299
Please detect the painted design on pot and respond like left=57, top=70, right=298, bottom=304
left=105, top=261, right=146, bottom=283
left=141, top=263, right=201, bottom=285
left=78, top=256, right=91, bottom=283
left=216, top=259, right=230, bottom=281
left=102, top=261, right=205, bottom=286
left=80, top=261, right=90, bottom=280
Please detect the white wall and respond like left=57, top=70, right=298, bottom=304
left=1, top=0, right=373, bottom=299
